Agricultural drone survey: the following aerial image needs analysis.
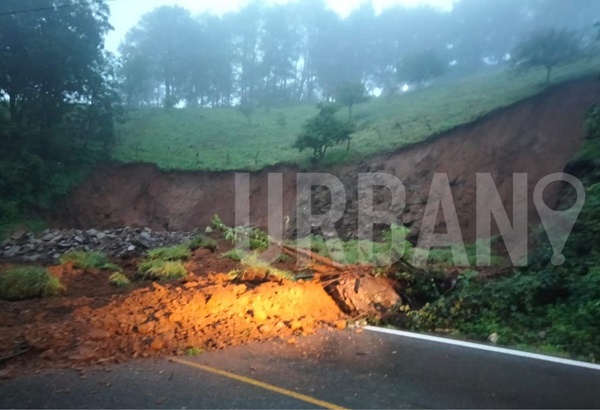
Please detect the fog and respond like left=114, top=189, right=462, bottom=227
left=106, top=0, right=457, bottom=52
left=116, top=0, right=600, bottom=108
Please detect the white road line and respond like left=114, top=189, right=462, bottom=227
left=365, top=326, right=600, bottom=371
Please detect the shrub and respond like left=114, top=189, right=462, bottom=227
left=0, top=266, right=65, bottom=300
left=109, top=272, right=131, bottom=288
left=60, top=250, right=119, bottom=271
left=137, top=260, right=187, bottom=281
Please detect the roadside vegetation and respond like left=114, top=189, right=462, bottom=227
left=0, top=266, right=64, bottom=301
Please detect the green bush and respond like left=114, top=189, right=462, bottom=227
left=59, top=250, right=120, bottom=271
left=0, top=266, right=65, bottom=300
left=108, top=272, right=131, bottom=288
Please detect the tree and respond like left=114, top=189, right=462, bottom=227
left=0, top=0, right=118, bottom=219
left=294, top=104, right=355, bottom=161
left=0, top=0, right=114, bottom=159
left=511, top=28, right=582, bottom=85
left=120, top=6, right=197, bottom=108
left=260, top=4, right=299, bottom=107
left=397, top=50, right=447, bottom=85
left=334, top=82, right=368, bottom=118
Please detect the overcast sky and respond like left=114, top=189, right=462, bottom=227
left=105, top=0, right=456, bottom=53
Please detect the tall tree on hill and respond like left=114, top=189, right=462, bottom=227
left=450, top=0, right=526, bottom=69
left=200, top=15, right=235, bottom=107
left=260, top=4, right=300, bottom=107
left=397, top=50, right=448, bottom=85
left=334, top=82, right=368, bottom=118
left=309, top=7, right=344, bottom=99
left=511, top=28, right=582, bottom=85
left=120, top=6, right=197, bottom=108
left=232, top=3, right=263, bottom=105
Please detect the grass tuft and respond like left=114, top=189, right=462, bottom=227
left=0, top=266, right=65, bottom=300
left=59, top=250, right=120, bottom=271
left=108, top=272, right=131, bottom=288
left=136, top=260, right=188, bottom=281
left=146, top=245, right=191, bottom=261
left=185, top=347, right=204, bottom=357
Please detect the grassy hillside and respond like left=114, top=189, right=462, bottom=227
left=114, top=58, right=600, bottom=171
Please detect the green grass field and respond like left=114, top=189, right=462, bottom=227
left=113, top=58, right=600, bottom=171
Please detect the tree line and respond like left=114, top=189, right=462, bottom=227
left=118, top=0, right=600, bottom=108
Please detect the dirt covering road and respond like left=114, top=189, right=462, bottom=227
left=0, top=240, right=360, bottom=379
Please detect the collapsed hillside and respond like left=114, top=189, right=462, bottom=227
left=58, top=78, right=598, bottom=244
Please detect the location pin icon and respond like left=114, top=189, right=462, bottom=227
left=533, top=173, right=585, bottom=266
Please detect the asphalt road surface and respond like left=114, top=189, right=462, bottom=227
left=1, top=327, right=599, bottom=409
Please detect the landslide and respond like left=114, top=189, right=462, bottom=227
left=0, top=239, right=352, bottom=378
left=58, top=78, right=599, bottom=243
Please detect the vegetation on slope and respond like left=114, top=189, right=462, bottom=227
left=113, top=58, right=600, bottom=171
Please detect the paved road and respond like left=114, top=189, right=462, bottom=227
left=1, top=328, right=599, bottom=409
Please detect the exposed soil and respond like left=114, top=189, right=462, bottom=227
left=0, top=237, right=407, bottom=379
left=58, top=78, right=599, bottom=244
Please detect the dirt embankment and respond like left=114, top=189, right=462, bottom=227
left=59, top=78, right=599, bottom=242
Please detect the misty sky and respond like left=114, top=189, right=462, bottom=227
left=106, top=0, right=457, bottom=53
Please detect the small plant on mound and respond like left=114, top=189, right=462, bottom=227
left=186, top=235, right=218, bottom=252
left=146, top=244, right=191, bottom=261
left=138, top=244, right=191, bottom=281
left=0, top=266, right=65, bottom=300
left=186, top=347, right=204, bottom=356
left=137, top=260, right=188, bottom=281
left=212, top=214, right=270, bottom=251
left=60, top=250, right=120, bottom=271
left=108, top=272, right=131, bottom=288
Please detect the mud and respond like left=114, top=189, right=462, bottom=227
left=0, top=243, right=347, bottom=378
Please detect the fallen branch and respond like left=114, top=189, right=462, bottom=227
left=280, top=243, right=347, bottom=271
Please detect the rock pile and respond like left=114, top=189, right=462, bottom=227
left=0, top=227, right=200, bottom=263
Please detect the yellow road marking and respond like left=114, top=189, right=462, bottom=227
left=172, top=357, right=347, bottom=410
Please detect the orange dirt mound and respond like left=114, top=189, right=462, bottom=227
left=0, top=254, right=344, bottom=375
